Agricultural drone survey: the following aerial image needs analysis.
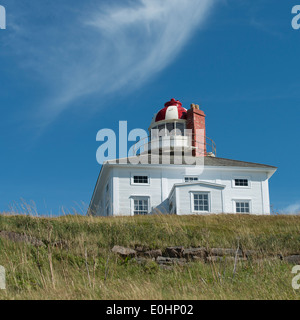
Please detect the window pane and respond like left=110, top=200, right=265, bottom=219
left=193, top=193, right=209, bottom=212
left=236, top=202, right=250, bottom=213
left=166, top=123, right=175, bottom=136
left=176, top=123, right=184, bottom=136
left=150, top=126, right=159, bottom=140
left=185, top=177, right=198, bottom=182
left=133, top=176, right=148, bottom=184
left=158, top=124, right=166, bottom=137
left=235, top=179, right=249, bottom=187
left=134, top=198, right=149, bottom=215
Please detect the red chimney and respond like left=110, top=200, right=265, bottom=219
left=186, top=105, right=206, bottom=157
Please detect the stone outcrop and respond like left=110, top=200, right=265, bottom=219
left=210, top=248, right=243, bottom=257
left=283, top=255, right=300, bottom=265
left=0, top=230, right=45, bottom=247
left=165, top=246, right=184, bottom=258
left=112, top=245, right=137, bottom=258
left=183, top=247, right=207, bottom=261
left=145, top=249, right=162, bottom=258
left=109, top=245, right=300, bottom=268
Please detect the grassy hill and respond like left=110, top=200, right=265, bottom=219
left=0, top=213, right=300, bottom=300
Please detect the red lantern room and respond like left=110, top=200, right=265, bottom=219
left=147, top=98, right=216, bottom=157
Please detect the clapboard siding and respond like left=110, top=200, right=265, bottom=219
left=91, top=164, right=273, bottom=216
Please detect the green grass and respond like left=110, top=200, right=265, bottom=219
left=0, top=213, right=300, bottom=300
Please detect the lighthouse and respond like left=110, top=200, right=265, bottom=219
left=88, top=99, right=277, bottom=217
left=137, top=98, right=215, bottom=159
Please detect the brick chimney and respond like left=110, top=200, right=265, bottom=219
left=186, top=104, right=206, bottom=157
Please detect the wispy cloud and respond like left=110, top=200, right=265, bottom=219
left=280, top=202, right=300, bottom=215
left=5, top=0, right=215, bottom=126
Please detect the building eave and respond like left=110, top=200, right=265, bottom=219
left=168, top=181, right=226, bottom=201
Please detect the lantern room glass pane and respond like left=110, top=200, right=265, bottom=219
left=158, top=124, right=166, bottom=137
left=166, top=123, right=175, bottom=136
left=176, top=123, right=185, bottom=136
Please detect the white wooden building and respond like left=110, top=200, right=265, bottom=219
left=89, top=99, right=277, bottom=216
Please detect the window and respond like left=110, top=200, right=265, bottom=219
left=235, top=201, right=250, bottom=213
left=133, top=198, right=149, bottom=215
left=234, top=179, right=249, bottom=187
left=133, top=176, right=149, bottom=184
left=158, top=124, right=166, bottom=137
left=166, top=123, right=175, bottom=136
left=185, top=176, right=199, bottom=183
left=176, top=123, right=185, bottom=136
left=150, top=122, right=186, bottom=138
left=193, top=193, right=209, bottom=212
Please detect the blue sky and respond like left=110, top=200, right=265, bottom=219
left=0, top=0, right=299, bottom=215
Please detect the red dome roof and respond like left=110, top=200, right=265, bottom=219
left=155, top=99, right=187, bottom=122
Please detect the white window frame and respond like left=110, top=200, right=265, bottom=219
left=130, top=196, right=151, bottom=216
left=191, top=192, right=211, bottom=213
left=232, top=176, right=251, bottom=189
left=233, top=200, right=252, bottom=214
left=131, top=173, right=150, bottom=186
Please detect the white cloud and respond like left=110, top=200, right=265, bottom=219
left=280, top=202, right=300, bottom=215
left=5, top=0, right=215, bottom=125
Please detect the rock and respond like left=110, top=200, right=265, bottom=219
left=156, top=256, right=172, bottom=265
left=145, top=249, right=162, bottom=258
left=0, top=230, right=44, bottom=247
left=165, top=246, right=185, bottom=258
left=112, top=245, right=136, bottom=258
left=210, top=248, right=243, bottom=257
left=183, top=247, right=207, bottom=261
left=192, top=256, right=207, bottom=262
left=135, top=245, right=150, bottom=255
left=284, top=255, right=300, bottom=265
left=156, top=256, right=187, bottom=266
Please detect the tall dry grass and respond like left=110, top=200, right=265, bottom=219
left=0, top=213, right=300, bottom=300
